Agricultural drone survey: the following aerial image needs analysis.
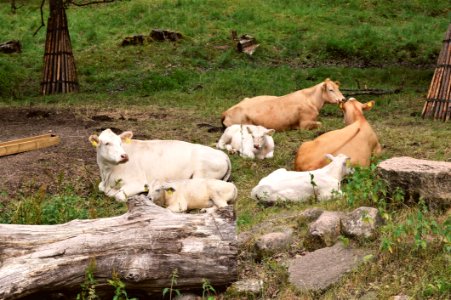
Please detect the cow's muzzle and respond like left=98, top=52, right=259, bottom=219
left=119, top=154, right=129, bottom=163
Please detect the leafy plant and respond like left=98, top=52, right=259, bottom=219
left=162, top=269, right=181, bottom=300
left=77, top=259, right=98, bottom=300
left=202, top=278, right=216, bottom=300
left=108, top=271, right=138, bottom=300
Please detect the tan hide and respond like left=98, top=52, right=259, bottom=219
left=294, top=99, right=382, bottom=171
left=221, top=78, right=345, bottom=131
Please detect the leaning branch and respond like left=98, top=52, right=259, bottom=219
left=33, top=0, right=46, bottom=37
left=341, top=88, right=402, bottom=97
left=69, top=0, right=117, bottom=6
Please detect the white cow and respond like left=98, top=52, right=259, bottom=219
left=251, top=154, right=352, bottom=204
left=148, top=178, right=237, bottom=213
left=89, top=129, right=232, bottom=201
left=216, top=124, right=275, bottom=159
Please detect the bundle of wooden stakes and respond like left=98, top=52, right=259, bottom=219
left=41, top=0, right=79, bottom=95
left=422, top=23, right=451, bottom=121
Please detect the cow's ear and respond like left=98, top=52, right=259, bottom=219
left=339, top=102, right=345, bottom=111
left=120, top=131, right=133, bottom=143
left=335, top=80, right=340, bottom=86
left=164, top=187, right=176, bottom=196
left=89, top=135, right=99, bottom=148
left=362, top=101, right=375, bottom=111
left=266, top=129, right=275, bottom=136
left=322, top=81, right=328, bottom=91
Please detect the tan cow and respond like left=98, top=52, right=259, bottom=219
left=221, top=78, right=345, bottom=131
left=294, top=98, right=382, bottom=171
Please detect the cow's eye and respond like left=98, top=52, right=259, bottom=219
left=105, top=142, right=110, bottom=146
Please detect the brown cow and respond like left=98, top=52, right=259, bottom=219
left=294, top=98, right=382, bottom=171
left=221, top=78, right=345, bottom=131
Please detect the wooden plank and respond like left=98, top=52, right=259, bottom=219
left=0, top=134, right=60, bottom=157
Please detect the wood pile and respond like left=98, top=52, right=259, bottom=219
left=422, top=23, right=451, bottom=121
left=41, top=0, right=79, bottom=95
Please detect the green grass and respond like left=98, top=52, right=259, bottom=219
left=0, top=0, right=450, bottom=299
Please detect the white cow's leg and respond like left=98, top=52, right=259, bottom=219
left=120, top=182, right=149, bottom=200
left=98, top=181, right=106, bottom=192
left=217, top=133, right=232, bottom=150
left=104, top=188, right=127, bottom=202
left=240, top=144, right=255, bottom=159
left=264, top=150, right=274, bottom=159
left=166, top=198, right=188, bottom=213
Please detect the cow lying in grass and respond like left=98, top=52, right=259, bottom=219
left=221, top=78, right=346, bottom=131
left=89, top=129, right=232, bottom=201
left=148, top=178, right=237, bottom=213
left=295, top=98, right=382, bottom=171
left=216, top=124, right=275, bottom=159
left=251, top=154, right=352, bottom=204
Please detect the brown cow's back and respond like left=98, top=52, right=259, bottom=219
left=221, top=79, right=345, bottom=131
left=294, top=99, right=381, bottom=171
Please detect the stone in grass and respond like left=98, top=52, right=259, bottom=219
left=306, top=211, right=343, bottom=250
left=377, top=157, right=451, bottom=209
left=255, top=229, right=293, bottom=258
left=288, top=242, right=370, bottom=293
left=341, top=207, right=383, bottom=240
left=229, top=278, right=264, bottom=296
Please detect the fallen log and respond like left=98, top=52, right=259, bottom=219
left=0, top=195, right=238, bottom=299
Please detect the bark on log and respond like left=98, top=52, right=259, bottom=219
left=0, top=195, right=238, bottom=299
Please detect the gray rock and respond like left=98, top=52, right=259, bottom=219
left=255, top=229, right=293, bottom=257
left=307, top=211, right=343, bottom=249
left=230, top=278, right=263, bottom=295
left=377, top=157, right=451, bottom=209
left=288, top=242, right=370, bottom=292
left=341, top=207, right=383, bottom=240
left=237, top=231, right=254, bottom=246
left=297, top=207, right=324, bottom=224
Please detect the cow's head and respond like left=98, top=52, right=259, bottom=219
left=322, top=78, right=346, bottom=104
left=89, top=129, right=133, bottom=165
left=339, top=98, right=375, bottom=125
left=246, top=126, right=275, bottom=151
left=325, top=153, right=353, bottom=178
left=148, top=186, right=175, bottom=207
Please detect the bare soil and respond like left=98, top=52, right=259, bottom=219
left=0, top=106, right=220, bottom=203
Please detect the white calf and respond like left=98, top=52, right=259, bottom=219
left=216, top=124, right=275, bottom=159
left=148, top=178, right=237, bottom=213
left=89, top=129, right=232, bottom=202
left=251, top=154, right=352, bottom=203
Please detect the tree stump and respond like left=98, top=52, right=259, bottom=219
left=0, top=195, right=238, bottom=299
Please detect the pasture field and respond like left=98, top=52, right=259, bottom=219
left=0, top=0, right=450, bottom=299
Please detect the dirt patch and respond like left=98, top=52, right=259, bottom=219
left=0, top=106, right=221, bottom=203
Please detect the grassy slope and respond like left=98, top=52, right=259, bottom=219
left=0, top=0, right=450, bottom=299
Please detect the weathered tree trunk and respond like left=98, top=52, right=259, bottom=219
left=0, top=195, right=238, bottom=299
left=41, top=0, right=79, bottom=95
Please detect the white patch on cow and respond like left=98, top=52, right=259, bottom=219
left=90, top=129, right=232, bottom=202
left=216, top=124, right=275, bottom=159
left=148, top=178, right=237, bottom=213
left=251, top=154, right=352, bottom=203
